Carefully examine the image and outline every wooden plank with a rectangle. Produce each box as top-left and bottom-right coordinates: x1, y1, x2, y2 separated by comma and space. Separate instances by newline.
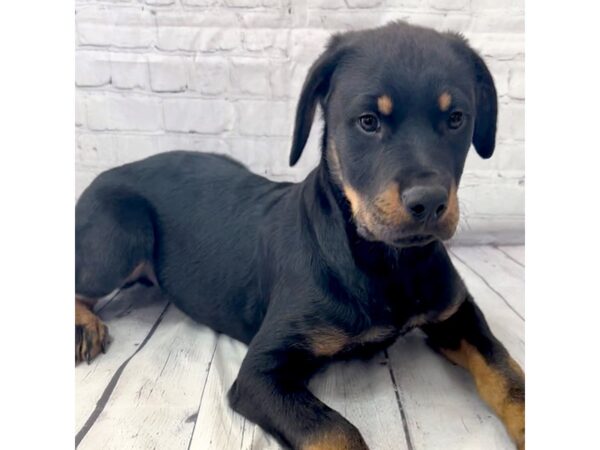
388, 333, 515, 450
311, 354, 410, 450
75, 285, 168, 432
188, 335, 275, 450
449, 252, 524, 365
497, 245, 525, 267
451, 246, 525, 319
77, 306, 219, 450
190, 344, 409, 449
386, 248, 525, 449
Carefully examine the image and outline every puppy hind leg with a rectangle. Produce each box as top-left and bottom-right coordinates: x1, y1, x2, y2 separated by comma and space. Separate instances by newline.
75, 297, 110, 365
75, 188, 156, 365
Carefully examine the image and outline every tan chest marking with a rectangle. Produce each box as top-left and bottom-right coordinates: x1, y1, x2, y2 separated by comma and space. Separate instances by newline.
402, 294, 465, 331
310, 326, 397, 357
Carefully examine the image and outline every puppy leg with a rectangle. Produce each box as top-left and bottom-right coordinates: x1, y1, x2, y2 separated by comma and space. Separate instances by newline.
76, 186, 156, 365
75, 297, 110, 364
228, 328, 368, 450
422, 297, 525, 450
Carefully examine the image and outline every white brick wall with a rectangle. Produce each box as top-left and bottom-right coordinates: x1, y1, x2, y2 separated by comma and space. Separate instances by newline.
75, 0, 525, 245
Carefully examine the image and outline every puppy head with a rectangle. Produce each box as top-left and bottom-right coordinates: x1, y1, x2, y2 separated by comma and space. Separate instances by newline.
290, 22, 498, 247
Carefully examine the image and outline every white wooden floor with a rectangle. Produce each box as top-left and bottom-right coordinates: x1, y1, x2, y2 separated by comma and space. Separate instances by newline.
75, 245, 524, 450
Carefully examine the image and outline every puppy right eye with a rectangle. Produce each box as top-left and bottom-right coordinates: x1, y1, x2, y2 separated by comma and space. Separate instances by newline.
358, 114, 380, 133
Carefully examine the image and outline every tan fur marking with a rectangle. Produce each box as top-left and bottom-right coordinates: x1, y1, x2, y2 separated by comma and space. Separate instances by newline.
438, 92, 452, 112
441, 340, 525, 449
373, 182, 412, 226
343, 184, 362, 217
76, 298, 109, 364
303, 428, 368, 450
310, 329, 350, 357
327, 141, 343, 184
310, 326, 396, 357
403, 314, 430, 330
124, 261, 157, 286
437, 299, 463, 322
377, 95, 393, 115
436, 182, 460, 239
356, 326, 396, 345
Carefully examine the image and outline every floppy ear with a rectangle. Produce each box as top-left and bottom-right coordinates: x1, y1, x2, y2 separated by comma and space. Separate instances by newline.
289, 39, 345, 166
447, 33, 498, 159
470, 50, 498, 159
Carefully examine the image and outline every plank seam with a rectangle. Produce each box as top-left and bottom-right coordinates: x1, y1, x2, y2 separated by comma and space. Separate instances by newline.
75, 301, 171, 447
493, 245, 525, 268
384, 350, 415, 450
186, 337, 220, 450
449, 249, 525, 321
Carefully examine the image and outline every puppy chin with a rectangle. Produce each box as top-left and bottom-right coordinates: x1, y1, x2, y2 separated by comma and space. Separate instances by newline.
355, 219, 457, 248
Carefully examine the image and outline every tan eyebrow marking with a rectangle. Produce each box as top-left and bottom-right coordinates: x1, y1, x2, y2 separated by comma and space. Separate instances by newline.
377, 95, 393, 115
438, 92, 452, 111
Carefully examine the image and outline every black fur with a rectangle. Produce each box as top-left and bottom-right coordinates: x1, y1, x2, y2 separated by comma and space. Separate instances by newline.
76, 22, 516, 449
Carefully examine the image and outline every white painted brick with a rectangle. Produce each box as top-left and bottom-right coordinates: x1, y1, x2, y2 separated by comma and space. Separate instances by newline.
77, 133, 230, 169
468, 16, 524, 34
182, 0, 217, 6
467, 33, 524, 60
237, 100, 293, 136
145, 0, 174, 5
469, 0, 523, 12
427, 0, 468, 11
462, 139, 523, 173
231, 58, 271, 96
155, 9, 239, 28
270, 60, 293, 98
242, 29, 289, 56
224, 0, 280, 6
383, 0, 422, 7
239, 10, 293, 28
508, 64, 524, 100
75, 95, 86, 128
157, 27, 242, 52
110, 53, 149, 89
346, 0, 384, 8
227, 137, 290, 174
485, 58, 510, 98
76, 133, 120, 167
163, 99, 235, 133
308, 0, 347, 9
497, 103, 525, 142
86, 94, 163, 131
290, 29, 331, 65
496, 141, 524, 172
148, 55, 190, 93
76, 5, 156, 49
75, 51, 111, 87
190, 57, 230, 95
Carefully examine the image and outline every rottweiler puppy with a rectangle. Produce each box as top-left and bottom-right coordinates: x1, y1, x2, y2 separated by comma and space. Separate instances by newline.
75, 21, 524, 450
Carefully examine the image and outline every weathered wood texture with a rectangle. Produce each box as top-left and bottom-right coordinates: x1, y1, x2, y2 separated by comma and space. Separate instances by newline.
75, 246, 525, 450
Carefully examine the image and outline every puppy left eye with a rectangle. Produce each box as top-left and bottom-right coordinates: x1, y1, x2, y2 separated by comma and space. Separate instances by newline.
448, 111, 464, 129
358, 114, 380, 133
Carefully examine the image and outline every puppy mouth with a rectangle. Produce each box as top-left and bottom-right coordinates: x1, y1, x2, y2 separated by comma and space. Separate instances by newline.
356, 223, 438, 247
392, 234, 436, 247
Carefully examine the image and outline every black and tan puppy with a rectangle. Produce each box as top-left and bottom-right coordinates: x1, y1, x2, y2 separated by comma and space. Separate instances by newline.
75, 21, 524, 450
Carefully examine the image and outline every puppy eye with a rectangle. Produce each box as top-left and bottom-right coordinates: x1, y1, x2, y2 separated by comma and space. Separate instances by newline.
358, 114, 380, 133
448, 111, 464, 130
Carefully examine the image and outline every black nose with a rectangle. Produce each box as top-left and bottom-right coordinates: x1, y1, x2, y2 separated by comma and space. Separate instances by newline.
402, 186, 448, 222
